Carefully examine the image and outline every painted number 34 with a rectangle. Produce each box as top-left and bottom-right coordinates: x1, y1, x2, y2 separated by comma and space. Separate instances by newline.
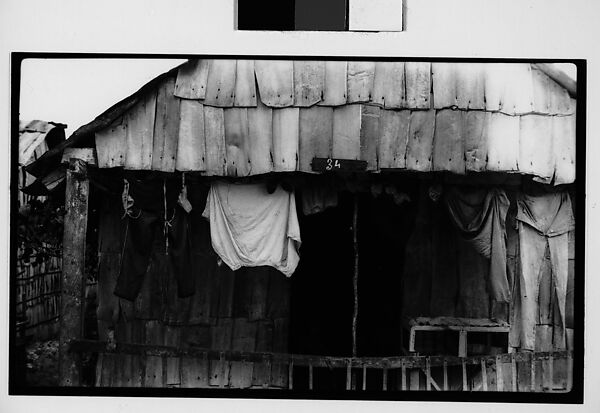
325, 158, 341, 171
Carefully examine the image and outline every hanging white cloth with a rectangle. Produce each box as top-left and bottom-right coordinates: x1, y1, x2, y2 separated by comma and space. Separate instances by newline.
202, 181, 301, 276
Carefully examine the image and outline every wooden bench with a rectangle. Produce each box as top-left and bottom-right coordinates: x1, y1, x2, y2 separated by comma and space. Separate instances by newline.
401, 316, 509, 357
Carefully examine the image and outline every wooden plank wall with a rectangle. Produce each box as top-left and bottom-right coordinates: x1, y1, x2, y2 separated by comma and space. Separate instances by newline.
95, 195, 292, 388
95, 61, 576, 185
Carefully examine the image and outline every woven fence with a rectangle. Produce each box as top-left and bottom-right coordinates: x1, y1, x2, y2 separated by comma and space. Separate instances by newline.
16, 245, 62, 341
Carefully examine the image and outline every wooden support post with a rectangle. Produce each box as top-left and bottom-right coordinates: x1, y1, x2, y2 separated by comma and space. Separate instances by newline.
496, 355, 504, 391
511, 353, 517, 392
566, 353, 573, 391
458, 330, 468, 357
346, 361, 352, 390
548, 355, 554, 391
462, 358, 468, 391
443, 360, 448, 391
481, 359, 488, 391
308, 363, 313, 390
410, 369, 420, 390
288, 360, 294, 390
263, 358, 271, 389
426, 358, 432, 391
352, 195, 359, 357
219, 352, 227, 388
382, 367, 388, 391
351, 195, 359, 387
401, 363, 407, 390
362, 365, 367, 390
58, 158, 90, 386
530, 354, 536, 392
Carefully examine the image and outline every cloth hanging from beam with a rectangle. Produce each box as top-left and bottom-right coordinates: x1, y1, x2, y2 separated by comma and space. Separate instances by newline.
301, 179, 338, 215
202, 181, 301, 276
509, 188, 574, 351
444, 186, 511, 303
113, 174, 195, 301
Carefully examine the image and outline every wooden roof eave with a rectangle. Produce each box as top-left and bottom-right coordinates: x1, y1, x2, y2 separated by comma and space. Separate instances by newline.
24, 64, 184, 179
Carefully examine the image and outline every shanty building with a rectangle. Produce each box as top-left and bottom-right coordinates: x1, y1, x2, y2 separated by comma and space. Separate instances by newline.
23, 59, 578, 392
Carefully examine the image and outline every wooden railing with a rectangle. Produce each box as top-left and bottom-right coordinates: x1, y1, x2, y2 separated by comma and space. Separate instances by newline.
70, 339, 573, 392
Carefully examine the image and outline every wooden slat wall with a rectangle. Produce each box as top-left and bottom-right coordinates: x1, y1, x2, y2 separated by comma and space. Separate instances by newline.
171, 60, 573, 115
174, 59, 209, 100
405, 62, 431, 109
519, 114, 554, 180
224, 108, 251, 177
378, 110, 410, 169
372, 62, 406, 108
432, 109, 465, 174
319, 61, 348, 106
332, 105, 361, 160
203, 106, 226, 176
95, 218, 292, 389
406, 110, 436, 171
152, 77, 180, 173
255, 60, 295, 107
247, 98, 274, 175
94, 60, 576, 185
299, 106, 333, 171
272, 108, 300, 172
234, 60, 257, 107
347, 62, 376, 103
293, 61, 325, 107
176, 100, 206, 171
124, 90, 156, 170
95, 121, 126, 168
204, 59, 237, 107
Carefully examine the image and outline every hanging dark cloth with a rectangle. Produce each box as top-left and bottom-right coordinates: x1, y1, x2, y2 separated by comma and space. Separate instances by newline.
301, 179, 338, 216
113, 173, 195, 301
444, 186, 511, 303
510, 188, 574, 351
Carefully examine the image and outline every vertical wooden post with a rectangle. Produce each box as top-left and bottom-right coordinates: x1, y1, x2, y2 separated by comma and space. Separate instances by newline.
288, 360, 294, 390
462, 358, 468, 391
382, 367, 388, 391
426, 358, 431, 390
59, 159, 89, 386
566, 353, 573, 391
530, 353, 537, 392
496, 355, 504, 391
458, 330, 468, 357
351, 194, 359, 388
362, 365, 367, 390
346, 361, 352, 390
352, 195, 359, 358
443, 360, 448, 391
481, 359, 488, 391
511, 353, 518, 392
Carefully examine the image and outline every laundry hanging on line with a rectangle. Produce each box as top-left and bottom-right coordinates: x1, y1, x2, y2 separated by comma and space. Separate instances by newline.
509, 187, 575, 351
113, 173, 195, 301
444, 186, 511, 303
202, 180, 301, 277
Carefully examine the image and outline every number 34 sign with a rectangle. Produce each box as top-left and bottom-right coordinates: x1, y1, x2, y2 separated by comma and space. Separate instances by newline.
311, 157, 368, 172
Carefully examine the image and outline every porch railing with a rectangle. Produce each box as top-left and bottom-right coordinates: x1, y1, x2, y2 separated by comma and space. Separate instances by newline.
70, 339, 572, 392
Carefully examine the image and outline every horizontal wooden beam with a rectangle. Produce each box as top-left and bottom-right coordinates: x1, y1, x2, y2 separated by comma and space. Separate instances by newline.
69, 339, 572, 369
61, 148, 97, 165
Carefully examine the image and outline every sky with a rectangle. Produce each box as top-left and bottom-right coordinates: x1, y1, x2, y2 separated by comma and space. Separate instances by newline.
19, 59, 187, 137
19, 59, 577, 140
